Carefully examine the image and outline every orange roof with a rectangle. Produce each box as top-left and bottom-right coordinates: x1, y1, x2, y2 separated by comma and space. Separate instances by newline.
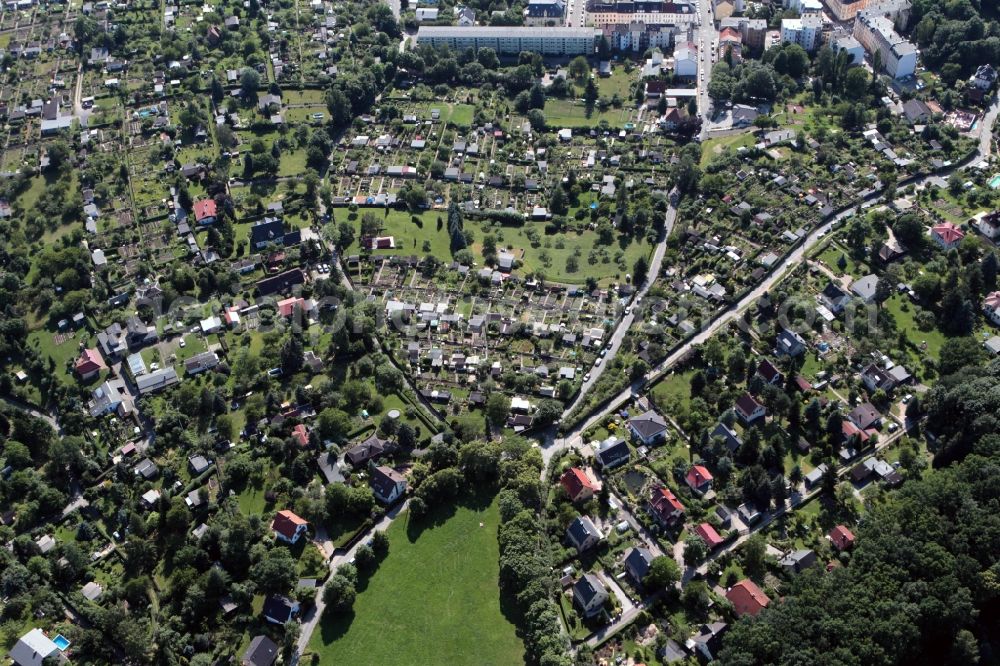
932, 221, 964, 244
720, 27, 741, 41
686, 465, 713, 488
74, 348, 106, 374
829, 525, 855, 550
193, 198, 217, 222
560, 467, 595, 501
727, 579, 770, 617
271, 509, 308, 539
292, 424, 309, 448
278, 296, 304, 317
650, 486, 685, 519
694, 522, 723, 548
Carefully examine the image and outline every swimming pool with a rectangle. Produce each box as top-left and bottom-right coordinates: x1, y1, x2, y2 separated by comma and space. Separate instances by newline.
53, 634, 71, 651
989, 174, 1000, 189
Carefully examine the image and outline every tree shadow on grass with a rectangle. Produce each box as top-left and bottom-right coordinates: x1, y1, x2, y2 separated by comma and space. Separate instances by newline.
404, 484, 496, 544
318, 606, 356, 645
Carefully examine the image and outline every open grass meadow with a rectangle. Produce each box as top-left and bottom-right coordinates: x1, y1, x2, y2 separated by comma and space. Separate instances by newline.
347, 209, 650, 285
307, 494, 525, 665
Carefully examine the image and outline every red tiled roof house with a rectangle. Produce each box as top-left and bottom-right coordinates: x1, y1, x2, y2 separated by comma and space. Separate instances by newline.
727, 579, 770, 617
270, 510, 308, 544
560, 467, 597, 503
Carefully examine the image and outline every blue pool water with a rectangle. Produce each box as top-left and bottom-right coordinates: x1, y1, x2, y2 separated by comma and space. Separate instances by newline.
989, 174, 1000, 189
53, 635, 70, 651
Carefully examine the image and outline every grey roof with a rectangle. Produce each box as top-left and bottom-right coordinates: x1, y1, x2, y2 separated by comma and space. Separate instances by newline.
370, 465, 405, 501
417, 25, 599, 38
595, 437, 630, 467
629, 409, 669, 440
135, 367, 179, 394
243, 635, 279, 666
573, 572, 606, 606
780, 548, 817, 572
851, 274, 879, 301
711, 422, 743, 452
624, 546, 654, 580
566, 515, 601, 549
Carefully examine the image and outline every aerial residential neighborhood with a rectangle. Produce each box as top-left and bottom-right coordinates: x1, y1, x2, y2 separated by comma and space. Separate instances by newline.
0, 0, 999, 663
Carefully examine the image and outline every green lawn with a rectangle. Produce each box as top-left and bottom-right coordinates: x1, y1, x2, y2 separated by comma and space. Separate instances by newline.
543, 98, 633, 128
596, 68, 636, 100
700, 132, 757, 168
348, 211, 649, 285
347, 209, 453, 258
883, 294, 946, 361
308, 495, 525, 665
650, 369, 697, 411
449, 104, 475, 128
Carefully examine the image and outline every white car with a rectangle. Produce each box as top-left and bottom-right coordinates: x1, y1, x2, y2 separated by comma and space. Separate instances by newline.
595, 358, 602, 367
179, 339, 186, 348
583, 373, 591, 382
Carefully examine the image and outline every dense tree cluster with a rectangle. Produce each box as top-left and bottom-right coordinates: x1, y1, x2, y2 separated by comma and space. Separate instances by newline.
910, 0, 1000, 81
496, 445, 571, 666
720, 357, 1000, 665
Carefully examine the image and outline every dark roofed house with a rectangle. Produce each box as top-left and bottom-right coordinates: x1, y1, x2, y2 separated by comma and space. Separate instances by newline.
711, 422, 743, 453
566, 515, 602, 553
756, 359, 783, 385
775, 328, 806, 357
345, 433, 392, 467
572, 573, 609, 618
262, 595, 299, 624
370, 465, 406, 504
624, 546, 655, 584
848, 402, 882, 430
734, 393, 766, 424
595, 437, 630, 469
242, 635, 279, 666
256, 268, 306, 296
687, 622, 729, 662
628, 409, 669, 445
250, 218, 286, 249
780, 548, 817, 574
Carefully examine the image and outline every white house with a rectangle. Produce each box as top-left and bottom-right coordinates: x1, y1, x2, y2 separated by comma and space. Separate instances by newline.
271, 509, 309, 544
673, 42, 697, 77
931, 221, 964, 250
628, 409, 669, 445
9, 629, 60, 666
780, 16, 821, 52
853, 10, 917, 79
984, 291, 1000, 326
573, 573, 609, 618
371, 465, 407, 504
415, 7, 439, 20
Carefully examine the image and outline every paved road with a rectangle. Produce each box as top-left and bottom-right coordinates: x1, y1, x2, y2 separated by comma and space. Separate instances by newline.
695, 0, 716, 137
1, 395, 60, 433
545, 95, 1000, 484
565, 0, 586, 27
562, 202, 677, 419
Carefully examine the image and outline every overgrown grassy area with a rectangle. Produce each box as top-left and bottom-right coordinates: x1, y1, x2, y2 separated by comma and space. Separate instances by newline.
307, 494, 525, 665
346, 210, 650, 285
700, 133, 757, 168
